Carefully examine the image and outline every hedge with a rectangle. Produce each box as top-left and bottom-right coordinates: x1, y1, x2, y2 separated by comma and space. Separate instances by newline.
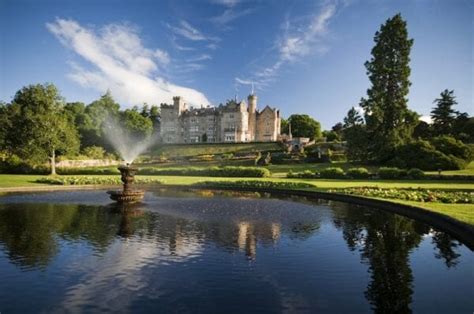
194, 180, 315, 190
139, 166, 271, 178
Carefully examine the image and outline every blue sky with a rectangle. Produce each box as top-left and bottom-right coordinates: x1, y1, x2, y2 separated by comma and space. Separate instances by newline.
0, 0, 472, 129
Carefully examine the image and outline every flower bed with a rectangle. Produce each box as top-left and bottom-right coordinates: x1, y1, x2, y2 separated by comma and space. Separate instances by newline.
36, 176, 163, 185
330, 187, 474, 204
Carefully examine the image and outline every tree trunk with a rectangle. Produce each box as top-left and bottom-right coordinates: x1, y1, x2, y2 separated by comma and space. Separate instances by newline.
50, 149, 56, 175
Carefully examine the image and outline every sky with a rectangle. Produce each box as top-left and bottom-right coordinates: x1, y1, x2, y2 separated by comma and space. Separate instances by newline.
0, 0, 472, 129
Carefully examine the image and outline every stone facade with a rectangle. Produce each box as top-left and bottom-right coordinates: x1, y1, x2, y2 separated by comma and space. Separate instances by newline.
160, 94, 280, 143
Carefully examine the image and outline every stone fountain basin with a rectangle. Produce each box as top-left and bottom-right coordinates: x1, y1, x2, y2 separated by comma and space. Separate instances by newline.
107, 190, 145, 203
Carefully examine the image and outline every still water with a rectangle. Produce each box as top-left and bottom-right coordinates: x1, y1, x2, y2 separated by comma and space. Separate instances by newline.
0, 189, 472, 313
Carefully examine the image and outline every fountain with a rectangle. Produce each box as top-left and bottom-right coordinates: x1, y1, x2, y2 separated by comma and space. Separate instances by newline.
107, 164, 145, 203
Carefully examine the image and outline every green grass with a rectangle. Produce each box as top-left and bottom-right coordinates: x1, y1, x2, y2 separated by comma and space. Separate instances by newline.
425, 161, 474, 176
1, 174, 473, 225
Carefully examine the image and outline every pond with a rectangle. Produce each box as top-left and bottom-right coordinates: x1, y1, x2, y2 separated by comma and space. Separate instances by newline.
0, 189, 472, 313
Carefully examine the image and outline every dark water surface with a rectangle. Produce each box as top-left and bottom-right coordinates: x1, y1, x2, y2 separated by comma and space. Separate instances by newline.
0, 189, 472, 313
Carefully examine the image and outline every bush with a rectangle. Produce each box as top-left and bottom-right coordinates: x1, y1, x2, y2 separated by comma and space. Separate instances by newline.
431, 136, 472, 161
0, 155, 49, 174
194, 180, 315, 190
139, 166, 270, 178
378, 167, 407, 179
391, 140, 468, 170
82, 146, 106, 159
319, 167, 345, 179
346, 167, 370, 179
287, 170, 318, 178
407, 168, 425, 179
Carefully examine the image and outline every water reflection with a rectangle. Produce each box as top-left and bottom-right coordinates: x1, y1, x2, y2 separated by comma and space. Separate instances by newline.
0, 189, 471, 313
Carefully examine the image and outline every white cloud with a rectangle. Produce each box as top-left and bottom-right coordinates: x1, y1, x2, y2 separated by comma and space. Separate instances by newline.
419, 115, 433, 124
211, 0, 241, 7
235, 3, 337, 90
46, 18, 210, 107
279, 4, 335, 62
211, 7, 255, 25
168, 20, 219, 42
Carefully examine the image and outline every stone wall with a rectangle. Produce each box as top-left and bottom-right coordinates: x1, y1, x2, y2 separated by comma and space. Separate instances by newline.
56, 159, 120, 168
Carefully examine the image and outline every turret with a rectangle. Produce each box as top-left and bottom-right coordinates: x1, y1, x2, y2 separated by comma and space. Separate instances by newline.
173, 96, 186, 115
248, 94, 257, 114
248, 94, 257, 141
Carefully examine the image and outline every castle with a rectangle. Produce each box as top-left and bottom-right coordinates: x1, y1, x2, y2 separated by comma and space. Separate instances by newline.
160, 94, 281, 143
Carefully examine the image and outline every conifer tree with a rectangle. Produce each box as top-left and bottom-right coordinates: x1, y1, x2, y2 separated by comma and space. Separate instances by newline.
361, 14, 415, 162
431, 89, 459, 136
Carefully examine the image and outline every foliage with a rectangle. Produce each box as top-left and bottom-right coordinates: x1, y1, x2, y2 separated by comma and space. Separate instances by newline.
0, 154, 49, 174
319, 167, 345, 179
35, 176, 163, 185
390, 140, 468, 171
82, 146, 107, 159
194, 180, 315, 190
431, 89, 459, 136
346, 167, 371, 179
139, 166, 271, 177
332, 187, 474, 204
120, 106, 154, 140
287, 170, 318, 179
407, 168, 425, 179
431, 136, 472, 161
286, 114, 321, 140
360, 14, 416, 162
343, 107, 368, 161
378, 167, 407, 179
2, 83, 80, 174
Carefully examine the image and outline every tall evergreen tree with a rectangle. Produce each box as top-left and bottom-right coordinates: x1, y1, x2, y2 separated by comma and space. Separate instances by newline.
361, 14, 415, 162
431, 89, 459, 136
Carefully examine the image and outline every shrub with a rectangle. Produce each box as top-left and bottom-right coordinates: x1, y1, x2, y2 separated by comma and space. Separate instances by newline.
82, 146, 106, 159
0, 155, 49, 174
378, 167, 405, 179
431, 136, 472, 161
139, 166, 271, 178
286, 170, 318, 178
194, 180, 315, 190
346, 167, 370, 179
319, 167, 345, 179
391, 140, 468, 170
407, 168, 425, 179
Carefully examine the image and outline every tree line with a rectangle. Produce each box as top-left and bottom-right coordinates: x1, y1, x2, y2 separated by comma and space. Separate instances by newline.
0, 86, 160, 174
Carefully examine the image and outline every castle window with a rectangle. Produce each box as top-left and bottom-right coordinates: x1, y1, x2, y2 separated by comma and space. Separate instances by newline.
229, 114, 234, 119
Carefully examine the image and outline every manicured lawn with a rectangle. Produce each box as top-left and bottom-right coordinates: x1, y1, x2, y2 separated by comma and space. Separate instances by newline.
1, 174, 473, 225
425, 161, 474, 176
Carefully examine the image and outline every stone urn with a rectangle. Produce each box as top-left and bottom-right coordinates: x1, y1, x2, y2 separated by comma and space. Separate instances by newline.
107, 164, 145, 203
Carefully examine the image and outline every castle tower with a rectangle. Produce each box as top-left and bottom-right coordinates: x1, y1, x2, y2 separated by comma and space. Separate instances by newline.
248, 93, 257, 141
173, 96, 186, 115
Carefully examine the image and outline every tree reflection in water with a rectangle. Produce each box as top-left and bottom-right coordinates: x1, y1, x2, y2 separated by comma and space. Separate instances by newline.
332, 202, 464, 313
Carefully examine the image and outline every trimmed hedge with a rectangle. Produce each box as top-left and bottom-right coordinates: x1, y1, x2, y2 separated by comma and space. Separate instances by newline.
377, 167, 407, 179
346, 167, 370, 179
319, 167, 345, 179
194, 180, 315, 190
139, 166, 270, 178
